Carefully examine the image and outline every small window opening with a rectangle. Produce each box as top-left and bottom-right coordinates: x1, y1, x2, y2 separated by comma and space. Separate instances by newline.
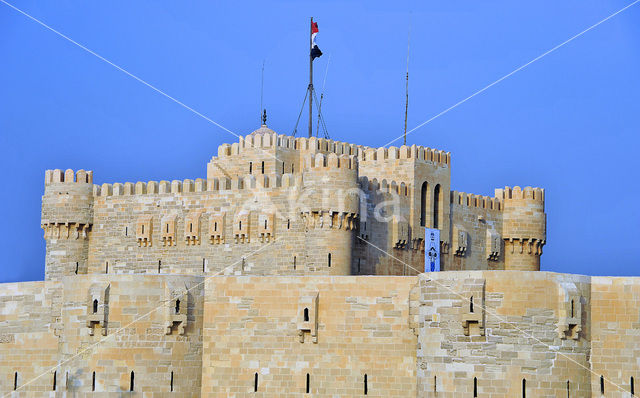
287, 219, 290, 229
261, 161, 264, 174
130, 371, 134, 392
292, 164, 295, 173
189, 223, 193, 233
141, 225, 144, 234
92, 371, 96, 391
203, 258, 206, 272
470, 296, 474, 313
158, 260, 161, 273
434, 375, 437, 393
522, 378, 526, 398
364, 374, 368, 395
473, 377, 477, 397
53, 370, 57, 391
75, 262, 79, 275
239, 221, 242, 230
282, 162, 285, 174
93, 299, 98, 314
566, 380, 570, 398
254, 373, 258, 392
166, 224, 169, 233
175, 299, 180, 314
433, 184, 441, 229
125, 226, 128, 236
358, 259, 361, 274
293, 256, 297, 270
364, 222, 366, 231
14, 372, 18, 391
105, 261, 109, 274
306, 373, 310, 394
214, 222, 218, 232
328, 253, 331, 268
170, 371, 174, 392
304, 308, 309, 322
65, 372, 68, 391
571, 300, 574, 318
249, 162, 253, 174
264, 219, 267, 229
601, 375, 605, 394
632, 376, 635, 396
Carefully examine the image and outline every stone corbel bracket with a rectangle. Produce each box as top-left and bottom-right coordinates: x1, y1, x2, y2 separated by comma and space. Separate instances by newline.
558, 283, 583, 340
87, 283, 110, 336
164, 282, 188, 335
298, 292, 319, 344
461, 279, 485, 337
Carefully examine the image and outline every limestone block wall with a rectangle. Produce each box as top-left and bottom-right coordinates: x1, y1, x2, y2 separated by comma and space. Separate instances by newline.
447, 191, 504, 271
0, 281, 62, 396
56, 274, 204, 396
201, 276, 417, 397
591, 277, 640, 398
414, 271, 592, 398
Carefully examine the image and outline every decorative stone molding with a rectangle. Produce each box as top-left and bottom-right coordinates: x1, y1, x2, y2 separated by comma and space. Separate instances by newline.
42, 223, 90, 240
161, 215, 177, 247
209, 213, 225, 244
461, 280, 485, 337
257, 213, 275, 242
453, 226, 468, 257
233, 211, 251, 243
486, 230, 501, 261
558, 284, 583, 340
185, 212, 202, 245
392, 216, 409, 249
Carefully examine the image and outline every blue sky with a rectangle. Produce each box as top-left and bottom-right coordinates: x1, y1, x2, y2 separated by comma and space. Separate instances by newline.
1, 0, 638, 282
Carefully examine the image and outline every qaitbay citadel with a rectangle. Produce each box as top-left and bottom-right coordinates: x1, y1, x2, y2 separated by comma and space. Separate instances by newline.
1, 126, 638, 398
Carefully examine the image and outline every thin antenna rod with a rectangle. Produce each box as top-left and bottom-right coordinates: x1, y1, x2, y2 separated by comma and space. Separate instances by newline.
260, 59, 265, 124
316, 53, 331, 137
404, 15, 411, 146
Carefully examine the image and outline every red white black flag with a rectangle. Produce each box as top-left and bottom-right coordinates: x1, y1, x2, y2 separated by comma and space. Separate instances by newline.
311, 19, 322, 60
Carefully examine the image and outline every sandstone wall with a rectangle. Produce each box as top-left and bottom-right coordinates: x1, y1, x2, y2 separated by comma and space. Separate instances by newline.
201, 276, 418, 397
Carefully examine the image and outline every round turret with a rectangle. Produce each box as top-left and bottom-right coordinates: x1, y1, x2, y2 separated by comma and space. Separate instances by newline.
497, 186, 546, 271
299, 153, 360, 275
42, 169, 94, 280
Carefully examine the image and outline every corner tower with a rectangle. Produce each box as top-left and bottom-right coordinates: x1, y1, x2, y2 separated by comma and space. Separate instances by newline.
497, 186, 546, 271
41, 168, 94, 280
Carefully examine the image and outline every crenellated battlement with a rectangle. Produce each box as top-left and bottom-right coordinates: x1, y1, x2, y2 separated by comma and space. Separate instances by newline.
93, 174, 304, 197
45, 169, 93, 186
303, 152, 358, 170
495, 186, 545, 202
450, 190, 502, 211
360, 144, 450, 167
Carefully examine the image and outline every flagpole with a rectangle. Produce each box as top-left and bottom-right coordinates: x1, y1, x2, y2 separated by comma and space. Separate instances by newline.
308, 17, 313, 138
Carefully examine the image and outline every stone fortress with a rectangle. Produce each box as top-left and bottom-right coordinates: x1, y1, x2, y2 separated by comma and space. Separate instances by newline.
0, 125, 637, 397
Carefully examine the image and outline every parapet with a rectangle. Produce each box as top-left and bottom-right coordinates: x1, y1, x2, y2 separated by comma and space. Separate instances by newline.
450, 190, 502, 211
45, 169, 93, 186
495, 186, 544, 202
359, 144, 450, 168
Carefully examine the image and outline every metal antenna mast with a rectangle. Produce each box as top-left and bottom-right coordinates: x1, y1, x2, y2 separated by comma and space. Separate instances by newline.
260, 59, 265, 125
308, 17, 314, 138
404, 17, 411, 146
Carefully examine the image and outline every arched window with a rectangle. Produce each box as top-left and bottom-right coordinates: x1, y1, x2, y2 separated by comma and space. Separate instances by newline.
130, 371, 134, 392
93, 299, 98, 314
420, 182, 428, 227
433, 184, 441, 229
473, 377, 477, 397
522, 378, 526, 398
306, 373, 310, 394
254, 373, 259, 392
175, 299, 180, 314
304, 308, 309, 322
364, 374, 368, 395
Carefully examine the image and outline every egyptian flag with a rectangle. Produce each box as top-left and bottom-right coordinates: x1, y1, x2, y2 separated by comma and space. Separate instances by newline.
311, 19, 323, 60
